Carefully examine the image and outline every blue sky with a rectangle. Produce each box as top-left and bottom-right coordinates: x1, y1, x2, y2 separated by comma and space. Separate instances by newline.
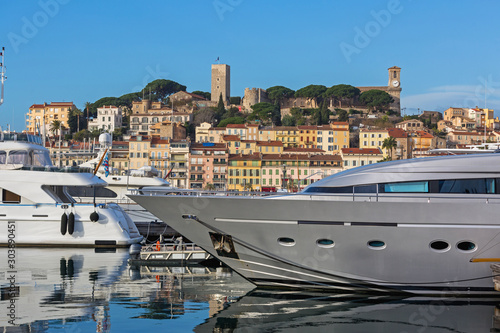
1, 0, 499, 131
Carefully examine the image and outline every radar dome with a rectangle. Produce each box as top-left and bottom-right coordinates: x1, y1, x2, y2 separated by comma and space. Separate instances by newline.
99, 133, 112, 147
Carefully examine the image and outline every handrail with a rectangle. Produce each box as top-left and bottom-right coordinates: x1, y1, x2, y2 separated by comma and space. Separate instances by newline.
131, 187, 500, 203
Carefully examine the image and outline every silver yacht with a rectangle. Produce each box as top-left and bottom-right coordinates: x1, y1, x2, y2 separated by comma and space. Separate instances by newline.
129, 154, 500, 295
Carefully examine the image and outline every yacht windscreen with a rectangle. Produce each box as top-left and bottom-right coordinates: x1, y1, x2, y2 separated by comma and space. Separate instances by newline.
0, 151, 5, 164
33, 149, 52, 166
7, 150, 28, 164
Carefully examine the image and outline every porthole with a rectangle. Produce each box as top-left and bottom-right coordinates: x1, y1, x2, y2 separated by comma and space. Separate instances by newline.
457, 241, 476, 252
278, 237, 295, 247
367, 240, 386, 250
317, 239, 335, 248
430, 240, 450, 252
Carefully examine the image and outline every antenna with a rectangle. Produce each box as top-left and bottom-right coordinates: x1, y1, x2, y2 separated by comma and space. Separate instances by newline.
0, 46, 6, 106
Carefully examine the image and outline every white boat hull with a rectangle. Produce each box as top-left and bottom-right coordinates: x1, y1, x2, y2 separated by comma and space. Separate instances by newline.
0, 203, 142, 247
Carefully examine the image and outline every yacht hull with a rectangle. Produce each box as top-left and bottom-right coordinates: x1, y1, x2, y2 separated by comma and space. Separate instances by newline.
129, 194, 500, 295
0, 203, 143, 247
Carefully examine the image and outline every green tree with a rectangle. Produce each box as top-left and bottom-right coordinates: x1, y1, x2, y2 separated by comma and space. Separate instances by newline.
324, 84, 360, 108
336, 109, 349, 122
248, 102, 275, 124
205, 183, 216, 190
143, 79, 186, 102
49, 120, 62, 138
193, 108, 216, 126
294, 84, 327, 107
68, 107, 83, 134
271, 101, 282, 126
320, 99, 330, 124
229, 96, 241, 105
216, 93, 226, 120
112, 128, 123, 140
191, 90, 211, 100
290, 107, 306, 125
310, 108, 321, 125
184, 122, 195, 140
282, 114, 296, 126
84, 101, 92, 129
73, 129, 90, 142
359, 90, 394, 111
266, 86, 295, 103
382, 136, 397, 160
218, 117, 246, 127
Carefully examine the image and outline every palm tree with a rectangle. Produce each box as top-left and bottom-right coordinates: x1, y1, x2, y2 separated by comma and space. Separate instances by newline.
84, 102, 92, 130
49, 120, 61, 138
49, 120, 62, 166
382, 136, 397, 160
204, 183, 216, 191
74, 109, 83, 133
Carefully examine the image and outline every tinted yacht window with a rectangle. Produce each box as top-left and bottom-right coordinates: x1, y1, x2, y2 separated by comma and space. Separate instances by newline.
439, 179, 494, 194
382, 181, 429, 193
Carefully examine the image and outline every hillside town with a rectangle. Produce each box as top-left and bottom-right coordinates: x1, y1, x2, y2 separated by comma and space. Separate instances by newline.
25, 65, 499, 192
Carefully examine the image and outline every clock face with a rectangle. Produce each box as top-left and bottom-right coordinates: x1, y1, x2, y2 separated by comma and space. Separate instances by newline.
392, 80, 400, 87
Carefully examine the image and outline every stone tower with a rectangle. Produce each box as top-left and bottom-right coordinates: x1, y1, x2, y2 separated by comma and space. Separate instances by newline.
211, 64, 230, 103
387, 66, 401, 114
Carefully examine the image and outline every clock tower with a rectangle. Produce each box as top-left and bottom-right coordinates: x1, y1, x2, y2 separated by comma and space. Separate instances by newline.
388, 66, 401, 88
387, 66, 401, 114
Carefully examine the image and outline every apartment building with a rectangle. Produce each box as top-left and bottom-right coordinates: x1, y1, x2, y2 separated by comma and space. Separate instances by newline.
26, 102, 76, 134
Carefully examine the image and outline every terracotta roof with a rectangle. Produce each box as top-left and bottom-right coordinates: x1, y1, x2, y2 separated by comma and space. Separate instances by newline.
283, 147, 324, 153
261, 154, 310, 161
316, 125, 331, 130
186, 92, 207, 100
341, 148, 382, 155
331, 121, 349, 125
360, 128, 389, 132
246, 124, 259, 127
388, 128, 408, 138
309, 154, 342, 161
151, 137, 170, 144
228, 152, 261, 161
29, 104, 45, 109
222, 135, 240, 141
256, 141, 283, 146
415, 131, 434, 138
226, 124, 246, 128
275, 126, 298, 131
49, 102, 74, 106
298, 125, 317, 130
449, 131, 482, 135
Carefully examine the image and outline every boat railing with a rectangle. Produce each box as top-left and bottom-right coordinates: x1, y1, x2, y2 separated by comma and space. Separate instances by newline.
18, 166, 94, 173
131, 187, 500, 205
129, 188, 276, 198
141, 242, 203, 253
305, 192, 500, 204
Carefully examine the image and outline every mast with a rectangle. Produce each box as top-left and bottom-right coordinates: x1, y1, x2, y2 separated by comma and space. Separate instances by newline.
0, 46, 6, 106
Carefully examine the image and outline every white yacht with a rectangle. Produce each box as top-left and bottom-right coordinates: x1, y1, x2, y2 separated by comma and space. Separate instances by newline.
73, 133, 172, 224
0, 132, 142, 247
130, 153, 500, 295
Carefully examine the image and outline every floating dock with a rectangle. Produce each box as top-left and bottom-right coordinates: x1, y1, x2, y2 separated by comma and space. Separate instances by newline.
129, 242, 212, 266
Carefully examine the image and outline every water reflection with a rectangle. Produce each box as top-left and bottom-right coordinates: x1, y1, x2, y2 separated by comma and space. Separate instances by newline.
196, 290, 500, 332
0, 248, 499, 332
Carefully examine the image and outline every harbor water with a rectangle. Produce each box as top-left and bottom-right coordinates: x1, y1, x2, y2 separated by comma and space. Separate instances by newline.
1, 248, 499, 332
